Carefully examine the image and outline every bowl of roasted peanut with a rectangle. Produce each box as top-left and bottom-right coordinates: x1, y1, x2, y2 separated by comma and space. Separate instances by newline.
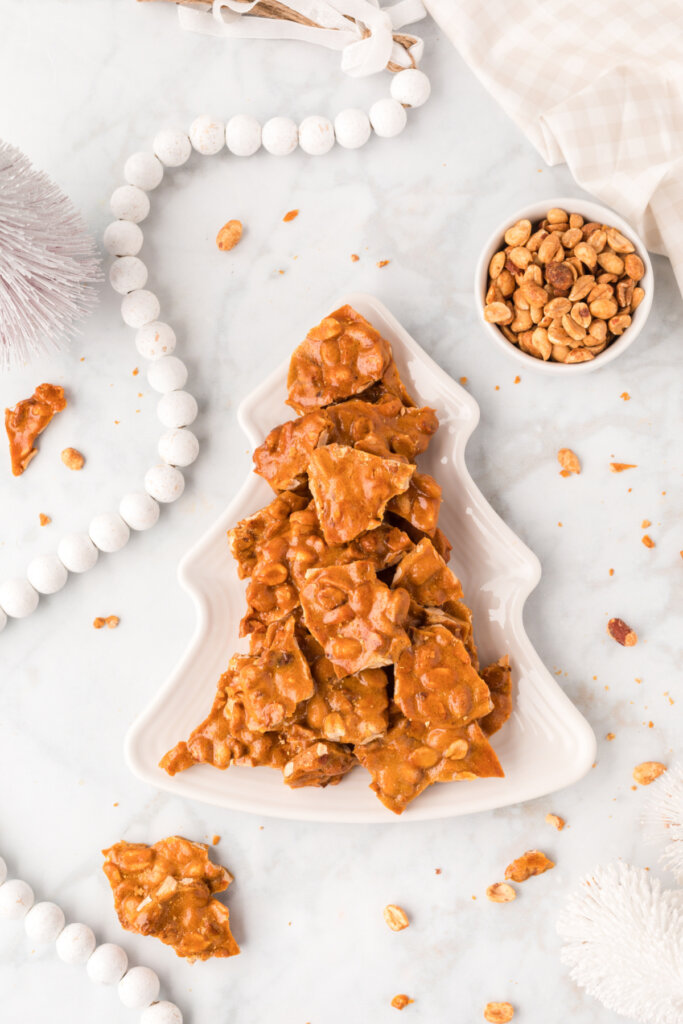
475, 198, 653, 373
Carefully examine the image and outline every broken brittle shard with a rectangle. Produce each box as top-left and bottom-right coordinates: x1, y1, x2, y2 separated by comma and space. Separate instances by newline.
161, 305, 511, 813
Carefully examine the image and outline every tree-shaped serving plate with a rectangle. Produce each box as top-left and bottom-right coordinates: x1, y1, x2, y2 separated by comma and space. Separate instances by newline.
126, 292, 596, 822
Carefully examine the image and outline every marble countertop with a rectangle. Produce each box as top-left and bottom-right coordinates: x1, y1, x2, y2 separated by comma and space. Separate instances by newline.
1, 4, 681, 1023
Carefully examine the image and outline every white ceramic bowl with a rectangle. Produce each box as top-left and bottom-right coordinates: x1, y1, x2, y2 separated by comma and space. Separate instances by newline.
474, 197, 654, 375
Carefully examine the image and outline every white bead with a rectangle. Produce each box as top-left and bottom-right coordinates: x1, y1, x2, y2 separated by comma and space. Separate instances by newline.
87, 943, 128, 985
225, 114, 261, 156
89, 513, 130, 553
24, 901, 65, 943
136, 321, 176, 361
0, 857, 6, 885
110, 185, 150, 224
0, 879, 34, 919
298, 115, 334, 156
0, 607, 6, 632
125, 152, 164, 191
153, 128, 192, 168
369, 97, 407, 138
390, 67, 431, 108
57, 533, 98, 573
145, 465, 185, 503
109, 256, 148, 295
190, 115, 225, 155
56, 923, 96, 965
141, 1001, 183, 1024
157, 391, 198, 429
158, 428, 199, 467
118, 966, 160, 1009
26, 555, 68, 595
122, 289, 160, 328
103, 221, 143, 257
0, 578, 39, 618
147, 356, 188, 394
119, 492, 160, 531
334, 108, 371, 150
262, 117, 298, 156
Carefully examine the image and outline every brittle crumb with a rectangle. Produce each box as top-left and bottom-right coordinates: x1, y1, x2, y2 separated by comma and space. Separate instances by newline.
377, 260, 390, 268
558, 448, 580, 476
93, 615, 120, 630
641, 519, 651, 528
391, 995, 414, 1010
620, 392, 631, 400
606, 732, 615, 741
39, 513, 51, 526
545, 813, 565, 831
283, 209, 299, 222
610, 462, 637, 472
350, 254, 359, 262
504, 850, 554, 883
642, 534, 655, 548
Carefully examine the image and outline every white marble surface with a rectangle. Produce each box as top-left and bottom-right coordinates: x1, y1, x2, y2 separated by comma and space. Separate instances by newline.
0, 4, 681, 1023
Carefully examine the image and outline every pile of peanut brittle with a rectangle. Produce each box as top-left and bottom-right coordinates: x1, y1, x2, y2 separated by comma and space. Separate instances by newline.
161, 305, 512, 813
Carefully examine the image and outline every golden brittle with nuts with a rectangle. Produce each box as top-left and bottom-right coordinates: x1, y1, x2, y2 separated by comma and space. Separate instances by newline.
504, 850, 554, 882
557, 447, 581, 476
484, 209, 645, 364
633, 761, 666, 785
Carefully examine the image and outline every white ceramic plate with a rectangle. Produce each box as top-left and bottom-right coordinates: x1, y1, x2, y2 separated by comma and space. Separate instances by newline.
126, 293, 596, 822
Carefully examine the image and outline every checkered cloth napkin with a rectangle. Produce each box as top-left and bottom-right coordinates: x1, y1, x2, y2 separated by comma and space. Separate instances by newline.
426, 0, 683, 295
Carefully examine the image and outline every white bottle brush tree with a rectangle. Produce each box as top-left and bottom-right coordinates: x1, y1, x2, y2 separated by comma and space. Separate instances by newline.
558, 763, 683, 1024
0, 139, 101, 369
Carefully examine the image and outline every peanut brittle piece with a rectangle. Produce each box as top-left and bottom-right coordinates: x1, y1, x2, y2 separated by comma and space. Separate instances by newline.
305, 655, 389, 744
281, 728, 356, 788
394, 625, 492, 727
160, 661, 286, 775
417, 601, 478, 669
308, 443, 414, 544
387, 471, 442, 535
356, 717, 503, 814
392, 537, 463, 606
287, 305, 393, 414
480, 655, 513, 736
253, 410, 330, 491
357, 358, 416, 408
5, 383, 67, 476
326, 396, 438, 461
228, 490, 307, 579
231, 615, 314, 731
102, 836, 240, 960
300, 560, 411, 675
241, 555, 300, 636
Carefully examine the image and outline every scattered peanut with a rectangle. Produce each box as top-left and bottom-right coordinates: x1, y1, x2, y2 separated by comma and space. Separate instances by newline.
383, 904, 409, 931
484, 1002, 514, 1023
607, 617, 637, 647
633, 762, 666, 786
486, 883, 516, 903
545, 813, 565, 831
61, 447, 85, 471
216, 219, 243, 251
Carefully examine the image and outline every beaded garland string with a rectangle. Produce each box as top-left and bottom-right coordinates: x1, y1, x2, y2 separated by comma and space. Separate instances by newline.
0, 67, 431, 631
0, 854, 183, 1023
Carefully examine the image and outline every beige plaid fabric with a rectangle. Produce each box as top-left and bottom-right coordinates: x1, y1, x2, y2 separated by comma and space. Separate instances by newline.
426, 0, 683, 294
